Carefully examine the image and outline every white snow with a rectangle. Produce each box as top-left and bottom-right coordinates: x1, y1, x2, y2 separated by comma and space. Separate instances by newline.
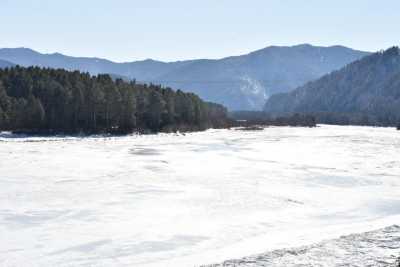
0, 125, 399, 267
238, 75, 268, 109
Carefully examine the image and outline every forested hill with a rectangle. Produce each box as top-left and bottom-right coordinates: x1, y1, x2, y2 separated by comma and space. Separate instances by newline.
264, 47, 400, 126
0, 66, 230, 134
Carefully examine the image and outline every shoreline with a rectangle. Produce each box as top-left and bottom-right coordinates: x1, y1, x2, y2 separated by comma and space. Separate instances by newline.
1, 123, 398, 139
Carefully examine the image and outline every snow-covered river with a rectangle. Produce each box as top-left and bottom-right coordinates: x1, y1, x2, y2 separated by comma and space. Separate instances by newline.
1, 125, 399, 267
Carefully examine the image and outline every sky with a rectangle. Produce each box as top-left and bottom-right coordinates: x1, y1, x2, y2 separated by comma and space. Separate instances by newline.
1, 0, 399, 62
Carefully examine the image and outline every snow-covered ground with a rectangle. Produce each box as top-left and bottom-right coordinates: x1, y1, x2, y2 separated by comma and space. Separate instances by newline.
0, 125, 399, 267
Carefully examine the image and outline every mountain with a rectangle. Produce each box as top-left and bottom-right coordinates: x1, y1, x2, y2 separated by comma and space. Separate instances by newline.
0, 45, 369, 110
0, 59, 15, 68
264, 47, 400, 126
156, 45, 370, 110
0, 48, 197, 81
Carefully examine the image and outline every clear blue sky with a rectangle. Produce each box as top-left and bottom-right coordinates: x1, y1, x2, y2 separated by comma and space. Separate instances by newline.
1, 0, 399, 62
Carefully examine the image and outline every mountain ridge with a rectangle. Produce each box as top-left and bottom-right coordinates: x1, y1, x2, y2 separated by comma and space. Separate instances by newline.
0, 44, 370, 110
0, 44, 367, 63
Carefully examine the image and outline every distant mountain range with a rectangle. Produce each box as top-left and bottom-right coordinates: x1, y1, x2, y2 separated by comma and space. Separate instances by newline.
0, 44, 369, 110
264, 47, 400, 126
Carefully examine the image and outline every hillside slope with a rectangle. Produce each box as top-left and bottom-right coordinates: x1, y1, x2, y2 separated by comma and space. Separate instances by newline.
264, 47, 400, 125
0, 59, 15, 68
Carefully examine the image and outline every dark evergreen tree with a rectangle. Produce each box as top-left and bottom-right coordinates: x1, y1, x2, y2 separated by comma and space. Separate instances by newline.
146, 90, 166, 131
119, 82, 137, 132
24, 95, 45, 129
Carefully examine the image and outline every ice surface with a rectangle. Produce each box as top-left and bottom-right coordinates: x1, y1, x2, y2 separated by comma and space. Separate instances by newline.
0, 125, 400, 266
206, 225, 400, 267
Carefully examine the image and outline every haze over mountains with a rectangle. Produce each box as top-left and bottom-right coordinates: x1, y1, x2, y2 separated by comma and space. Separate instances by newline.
0, 44, 369, 110
264, 47, 400, 126
0, 59, 14, 69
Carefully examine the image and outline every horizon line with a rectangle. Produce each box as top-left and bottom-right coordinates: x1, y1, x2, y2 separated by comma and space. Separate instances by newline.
0, 43, 376, 64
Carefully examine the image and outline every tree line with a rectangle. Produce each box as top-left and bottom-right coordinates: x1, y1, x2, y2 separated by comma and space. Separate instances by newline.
0, 66, 230, 134
230, 111, 316, 128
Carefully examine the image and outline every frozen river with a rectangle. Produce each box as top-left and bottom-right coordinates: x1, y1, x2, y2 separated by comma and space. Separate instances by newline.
1, 125, 400, 266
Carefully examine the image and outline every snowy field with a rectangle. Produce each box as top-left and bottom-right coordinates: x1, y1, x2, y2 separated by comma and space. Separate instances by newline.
0, 125, 400, 267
